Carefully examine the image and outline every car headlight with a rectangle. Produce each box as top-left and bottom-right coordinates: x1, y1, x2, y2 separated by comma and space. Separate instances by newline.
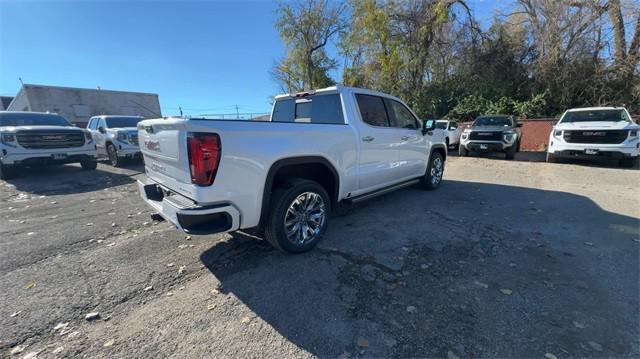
1, 133, 16, 144
461, 130, 470, 140
553, 130, 563, 139
630, 130, 638, 137
503, 131, 517, 142
84, 131, 93, 143
117, 132, 129, 142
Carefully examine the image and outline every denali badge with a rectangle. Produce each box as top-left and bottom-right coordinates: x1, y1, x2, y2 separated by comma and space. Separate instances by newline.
144, 140, 161, 151
478, 132, 492, 136
582, 131, 606, 136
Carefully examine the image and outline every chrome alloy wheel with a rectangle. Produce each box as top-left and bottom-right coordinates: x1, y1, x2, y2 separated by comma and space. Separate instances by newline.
284, 192, 326, 246
430, 157, 444, 186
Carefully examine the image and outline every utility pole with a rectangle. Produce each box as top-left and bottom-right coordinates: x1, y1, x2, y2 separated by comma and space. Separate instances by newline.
235, 104, 240, 118
18, 77, 24, 86
179, 107, 183, 116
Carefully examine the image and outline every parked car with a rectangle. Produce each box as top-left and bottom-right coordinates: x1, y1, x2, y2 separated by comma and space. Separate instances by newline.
0, 111, 97, 179
546, 107, 639, 167
86, 115, 143, 167
436, 119, 463, 148
137, 85, 447, 253
458, 115, 521, 160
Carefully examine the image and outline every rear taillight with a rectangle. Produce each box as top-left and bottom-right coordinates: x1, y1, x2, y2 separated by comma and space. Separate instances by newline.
187, 133, 221, 186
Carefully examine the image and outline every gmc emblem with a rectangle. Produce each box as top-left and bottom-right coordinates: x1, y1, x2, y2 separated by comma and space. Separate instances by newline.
144, 140, 161, 151
582, 131, 606, 136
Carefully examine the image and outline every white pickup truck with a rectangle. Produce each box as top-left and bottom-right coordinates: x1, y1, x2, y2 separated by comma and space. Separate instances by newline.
137, 86, 447, 253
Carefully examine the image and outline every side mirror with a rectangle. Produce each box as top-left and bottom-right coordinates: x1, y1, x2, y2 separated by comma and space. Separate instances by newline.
422, 119, 436, 135
98, 126, 105, 134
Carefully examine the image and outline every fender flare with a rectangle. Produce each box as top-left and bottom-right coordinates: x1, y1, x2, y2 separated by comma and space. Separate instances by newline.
258, 156, 340, 228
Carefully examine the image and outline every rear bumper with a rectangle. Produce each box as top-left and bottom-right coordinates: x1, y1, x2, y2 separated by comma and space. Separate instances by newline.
137, 177, 241, 235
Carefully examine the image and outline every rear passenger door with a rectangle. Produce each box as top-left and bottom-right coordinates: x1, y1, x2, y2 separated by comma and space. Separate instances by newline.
353, 94, 405, 192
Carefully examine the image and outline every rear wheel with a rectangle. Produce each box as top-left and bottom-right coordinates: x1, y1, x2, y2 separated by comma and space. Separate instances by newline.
264, 178, 330, 253
107, 143, 122, 167
0, 162, 17, 180
422, 151, 444, 190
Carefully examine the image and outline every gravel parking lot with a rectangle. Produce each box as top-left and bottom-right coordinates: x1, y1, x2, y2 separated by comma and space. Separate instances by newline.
1, 157, 638, 358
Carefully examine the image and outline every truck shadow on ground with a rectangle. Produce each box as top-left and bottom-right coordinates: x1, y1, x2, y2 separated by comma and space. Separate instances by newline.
1, 163, 142, 195
200, 180, 639, 358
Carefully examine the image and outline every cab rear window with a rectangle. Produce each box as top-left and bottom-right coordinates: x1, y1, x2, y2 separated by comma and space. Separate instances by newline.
272, 94, 344, 124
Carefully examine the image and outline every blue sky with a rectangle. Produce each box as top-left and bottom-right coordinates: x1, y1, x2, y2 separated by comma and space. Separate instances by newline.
0, 1, 501, 117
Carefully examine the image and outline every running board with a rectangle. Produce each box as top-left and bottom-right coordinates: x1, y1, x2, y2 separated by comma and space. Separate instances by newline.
346, 179, 421, 204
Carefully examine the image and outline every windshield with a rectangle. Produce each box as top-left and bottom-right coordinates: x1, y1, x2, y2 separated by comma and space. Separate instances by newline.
105, 117, 143, 128
561, 110, 629, 123
435, 121, 448, 129
0, 112, 71, 127
473, 116, 512, 127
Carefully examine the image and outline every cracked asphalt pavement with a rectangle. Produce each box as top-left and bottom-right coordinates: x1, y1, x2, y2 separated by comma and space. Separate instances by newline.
1, 157, 639, 358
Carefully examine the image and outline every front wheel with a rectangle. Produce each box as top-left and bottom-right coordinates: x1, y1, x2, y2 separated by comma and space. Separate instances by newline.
619, 156, 639, 168
81, 158, 98, 170
107, 143, 122, 167
264, 178, 331, 253
505, 142, 518, 160
422, 151, 444, 190
0, 162, 18, 180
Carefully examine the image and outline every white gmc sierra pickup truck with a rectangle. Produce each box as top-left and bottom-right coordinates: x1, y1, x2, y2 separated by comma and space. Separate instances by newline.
137, 86, 447, 253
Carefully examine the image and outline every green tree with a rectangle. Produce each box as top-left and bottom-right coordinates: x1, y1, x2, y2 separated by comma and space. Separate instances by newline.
273, 0, 347, 92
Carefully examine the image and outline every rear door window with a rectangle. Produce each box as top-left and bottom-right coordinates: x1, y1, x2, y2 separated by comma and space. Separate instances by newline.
385, 99, 419, 129
272, 94, 344, 124
355, 94, 390, 127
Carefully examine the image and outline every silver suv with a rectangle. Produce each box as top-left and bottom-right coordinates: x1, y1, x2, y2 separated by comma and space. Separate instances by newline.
86, 115, 143, 167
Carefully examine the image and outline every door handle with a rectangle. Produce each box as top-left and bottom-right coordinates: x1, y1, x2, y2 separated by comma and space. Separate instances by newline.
362, 136, 374, 142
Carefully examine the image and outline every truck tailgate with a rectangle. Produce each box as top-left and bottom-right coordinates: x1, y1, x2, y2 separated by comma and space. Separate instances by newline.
138, 118, 193, 196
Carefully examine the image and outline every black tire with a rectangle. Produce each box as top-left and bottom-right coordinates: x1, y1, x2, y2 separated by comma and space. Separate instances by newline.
619, 156, 639, 168
0, 162, 17, 180
107, 143, 122, 167
264, 178, 331, 253
458, 145, 469, 157
422, 151, 445, 190
546, 152, 558, 163
505, 142, 518, 160
81, 158, 98, 170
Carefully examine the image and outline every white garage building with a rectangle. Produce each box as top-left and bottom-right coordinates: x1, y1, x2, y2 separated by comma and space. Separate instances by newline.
6, 84, 162, 128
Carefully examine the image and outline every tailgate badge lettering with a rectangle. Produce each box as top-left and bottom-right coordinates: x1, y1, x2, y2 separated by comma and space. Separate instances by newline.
145, 140, 161, 151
